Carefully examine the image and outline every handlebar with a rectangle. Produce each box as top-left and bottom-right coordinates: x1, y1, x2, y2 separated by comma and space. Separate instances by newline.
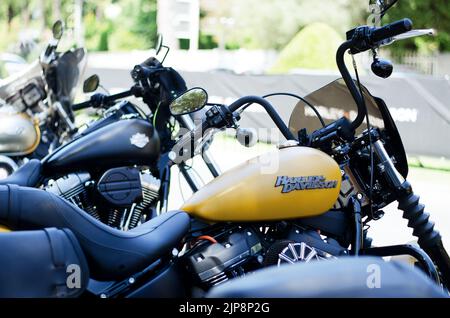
338, 18, 413, 130
228, 96, 295, 140
371, 18, 412, 43
71, 99, 92, 111
72, 89, 134, 111
171, 96, 295, 164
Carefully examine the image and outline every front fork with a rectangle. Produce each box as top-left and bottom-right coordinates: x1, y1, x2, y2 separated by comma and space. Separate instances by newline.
372, 140, 450, 288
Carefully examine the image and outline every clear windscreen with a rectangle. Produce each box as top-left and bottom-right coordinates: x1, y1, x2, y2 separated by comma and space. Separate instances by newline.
288, 78, 385, 136
289, 77, 408, 178
56, 48, 87, 102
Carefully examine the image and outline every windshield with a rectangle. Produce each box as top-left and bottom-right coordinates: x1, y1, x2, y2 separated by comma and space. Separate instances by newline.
289, 78, 386, 136
56, 48, 87, 102
289, 78, 408, 178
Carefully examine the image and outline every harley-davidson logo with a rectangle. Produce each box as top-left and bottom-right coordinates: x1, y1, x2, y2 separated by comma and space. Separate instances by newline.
130, 133, 150, 148
275, 175, 338, 193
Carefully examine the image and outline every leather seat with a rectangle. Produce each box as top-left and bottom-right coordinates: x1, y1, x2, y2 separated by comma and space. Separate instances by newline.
0, 228, 89, 298
0, 184, 190, 281
0, 159, 42, 187
207, 256, 447, 298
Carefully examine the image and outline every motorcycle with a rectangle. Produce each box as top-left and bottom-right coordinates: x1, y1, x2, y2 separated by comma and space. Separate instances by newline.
0, 0, 448, 297
0, 36, 215, 231
0, 21, 87, 177
0, 227, 445, 297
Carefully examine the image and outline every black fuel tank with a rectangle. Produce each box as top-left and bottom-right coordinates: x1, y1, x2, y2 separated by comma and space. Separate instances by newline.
43, 118, 160, 175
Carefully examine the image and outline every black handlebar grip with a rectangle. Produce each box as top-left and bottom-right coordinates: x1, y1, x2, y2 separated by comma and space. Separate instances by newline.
72, 100, 92, 111
371, 18, 413, 43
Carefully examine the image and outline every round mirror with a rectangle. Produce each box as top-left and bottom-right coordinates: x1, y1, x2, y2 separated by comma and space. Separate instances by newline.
155, 34, 163, 55
52, 20, 64, 40
83, 74, 100, 93
169, 87, 208, 116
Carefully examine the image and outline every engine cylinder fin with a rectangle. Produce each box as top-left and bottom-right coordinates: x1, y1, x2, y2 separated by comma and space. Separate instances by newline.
107, 209, 121, 228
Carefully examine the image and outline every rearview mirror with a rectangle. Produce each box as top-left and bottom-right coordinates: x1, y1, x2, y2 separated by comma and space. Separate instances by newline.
52, 20, 64, 40
169, 88, 208, 116
155, 34, 163, 55
83, 74, 100, 93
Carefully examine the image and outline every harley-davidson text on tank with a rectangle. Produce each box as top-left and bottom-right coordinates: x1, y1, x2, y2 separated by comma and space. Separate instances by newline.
275, 175, 338, 193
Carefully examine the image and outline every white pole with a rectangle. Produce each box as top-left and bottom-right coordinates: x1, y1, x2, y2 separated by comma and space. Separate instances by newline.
74, 0, 84, 47
157, 0, 179, 49
189, 0, 199, 51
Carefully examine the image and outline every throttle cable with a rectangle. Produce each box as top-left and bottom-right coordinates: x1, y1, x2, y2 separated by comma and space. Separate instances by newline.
351, 54, 375, 220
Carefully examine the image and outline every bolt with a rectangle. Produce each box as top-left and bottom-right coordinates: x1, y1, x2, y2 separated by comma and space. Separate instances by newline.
357, 193, 363, 200
100, 294, 107, 298
172, 248, 179, 257
128, 277, 135, 284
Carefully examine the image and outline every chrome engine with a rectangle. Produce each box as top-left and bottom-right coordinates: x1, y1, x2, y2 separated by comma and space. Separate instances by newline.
0, 111, 40, 156
45, 167, 160, 230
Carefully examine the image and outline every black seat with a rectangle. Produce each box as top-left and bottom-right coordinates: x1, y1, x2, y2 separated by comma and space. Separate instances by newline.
0, 159, 42, 187
0, 184, 190, 281
0, 228, 89, 298
207, 256, 447, 298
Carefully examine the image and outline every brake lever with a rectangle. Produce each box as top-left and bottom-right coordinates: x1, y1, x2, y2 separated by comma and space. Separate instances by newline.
379, 29, 435, 47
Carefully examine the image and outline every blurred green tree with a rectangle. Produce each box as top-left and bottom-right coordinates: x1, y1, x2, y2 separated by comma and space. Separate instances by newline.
270, 22, 343, 73
130, 0, 157, 48
201, 0, 365, 50
386, 0, 450, 54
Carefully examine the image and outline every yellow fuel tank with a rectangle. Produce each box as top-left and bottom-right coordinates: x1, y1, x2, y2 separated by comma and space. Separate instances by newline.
181, 146, 341, 222
0, 225, 11, 232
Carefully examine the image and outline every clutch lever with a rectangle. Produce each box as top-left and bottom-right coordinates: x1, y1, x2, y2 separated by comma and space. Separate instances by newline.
379, 29, 435, 47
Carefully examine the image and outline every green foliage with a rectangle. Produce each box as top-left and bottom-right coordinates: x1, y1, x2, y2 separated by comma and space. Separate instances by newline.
179, 39, 190, 50
1, 0, 158, 53
270, 23, 343, 73
386, 0, 450, 53
199, 33, 218, 50
129, 0, 157, 49
222, 0, 364, 50
108, 28, 150, 51
98, 29, 110, 52
0, 21, 18, 52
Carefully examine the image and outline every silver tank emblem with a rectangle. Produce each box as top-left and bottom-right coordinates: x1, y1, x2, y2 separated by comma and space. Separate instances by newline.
130, 133, 149, 148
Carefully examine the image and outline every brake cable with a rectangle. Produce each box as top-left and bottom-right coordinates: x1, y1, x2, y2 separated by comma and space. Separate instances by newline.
351, 54, 375, 220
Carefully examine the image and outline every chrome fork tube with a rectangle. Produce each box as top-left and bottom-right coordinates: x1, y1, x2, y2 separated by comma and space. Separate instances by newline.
179, 114, 221, 178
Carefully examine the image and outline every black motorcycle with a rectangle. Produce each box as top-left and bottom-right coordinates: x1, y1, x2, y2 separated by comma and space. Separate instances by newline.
0, 37, 205, 231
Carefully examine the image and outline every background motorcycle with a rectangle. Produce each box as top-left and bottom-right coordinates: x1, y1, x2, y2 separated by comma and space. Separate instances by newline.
0, 36, 204, 231
0, 21, 86, 178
